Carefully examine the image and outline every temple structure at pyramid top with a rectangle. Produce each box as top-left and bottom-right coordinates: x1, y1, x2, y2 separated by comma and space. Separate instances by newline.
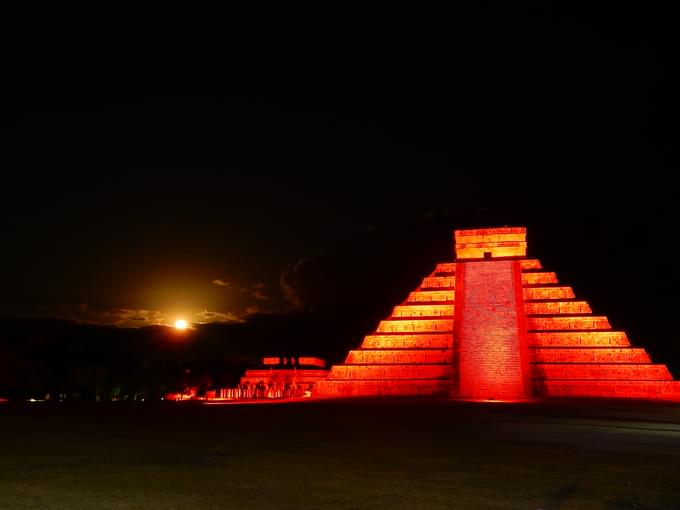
454, 227, 527, 259
313, 226, 680, 401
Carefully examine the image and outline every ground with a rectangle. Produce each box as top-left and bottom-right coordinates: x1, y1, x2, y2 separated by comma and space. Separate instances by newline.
1, 398, 680, 510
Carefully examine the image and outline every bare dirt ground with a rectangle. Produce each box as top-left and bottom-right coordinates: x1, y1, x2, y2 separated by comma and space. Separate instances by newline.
1, 398, 679, 509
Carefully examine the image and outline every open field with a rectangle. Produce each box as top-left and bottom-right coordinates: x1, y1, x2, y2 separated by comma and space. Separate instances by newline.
1, 398, 680, 509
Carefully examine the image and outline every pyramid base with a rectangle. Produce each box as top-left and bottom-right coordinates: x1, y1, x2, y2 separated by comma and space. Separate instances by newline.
314, 379, 449, 398
451, 397, 537, 403
538, 380, 680, 401
312, 379, 680, 402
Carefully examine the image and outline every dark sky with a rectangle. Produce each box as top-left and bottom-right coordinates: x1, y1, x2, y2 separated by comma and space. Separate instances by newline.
2, 10, 678, 329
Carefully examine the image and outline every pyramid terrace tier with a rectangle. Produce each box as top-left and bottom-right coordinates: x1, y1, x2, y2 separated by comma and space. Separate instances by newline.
522, 272, 559, 285
376, 319, 454, 333
520, 259, 542, 270
539, 380, 680, 400
390, 304, 454, 318
420, 276, 455, 289
314, 379, 449, 397
531, 347, 651, 363
407, 290, 455, 303
524, 286, 576, 300
527, 316, 611, 331
532, 363, 673, 381
345, 349, 452, 365
528, 331, 632, 347
361, 333, 453, 349
524, 301, 592, 315
433, 262, 456, 274
327, 364, 452, 380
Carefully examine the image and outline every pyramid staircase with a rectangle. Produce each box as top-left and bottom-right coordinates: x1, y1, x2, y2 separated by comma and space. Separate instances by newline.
314, 227, 680, 401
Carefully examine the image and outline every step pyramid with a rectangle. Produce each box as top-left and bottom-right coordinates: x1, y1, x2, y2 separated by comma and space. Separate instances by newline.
313, 227, 680, 401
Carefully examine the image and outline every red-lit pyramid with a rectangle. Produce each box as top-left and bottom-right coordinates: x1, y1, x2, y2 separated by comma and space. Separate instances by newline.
314, 227, 680, 401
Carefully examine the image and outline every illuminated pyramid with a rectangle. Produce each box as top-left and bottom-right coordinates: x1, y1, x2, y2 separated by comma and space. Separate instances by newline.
314, 227, 680, 401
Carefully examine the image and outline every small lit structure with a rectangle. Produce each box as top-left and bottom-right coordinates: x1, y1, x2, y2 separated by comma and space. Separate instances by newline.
165, 387, 197, 401
228, 356, 329, 399
166, 357, 329, 402
182, 357, 330, 401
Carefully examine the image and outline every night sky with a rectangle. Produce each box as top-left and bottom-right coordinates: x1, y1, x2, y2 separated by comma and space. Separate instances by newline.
2, 11, 678, 350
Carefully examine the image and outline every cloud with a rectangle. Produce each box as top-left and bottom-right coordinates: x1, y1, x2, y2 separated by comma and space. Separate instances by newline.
279, 259, 309, 311
212, 279, 230, 287
53, 302, 264, 328
237, 283, 269, 300
195, 310, 244, 323
69, 304, 168, 328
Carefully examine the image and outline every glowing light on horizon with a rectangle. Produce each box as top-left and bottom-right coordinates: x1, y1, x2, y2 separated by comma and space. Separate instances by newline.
174, 319, 188, 330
